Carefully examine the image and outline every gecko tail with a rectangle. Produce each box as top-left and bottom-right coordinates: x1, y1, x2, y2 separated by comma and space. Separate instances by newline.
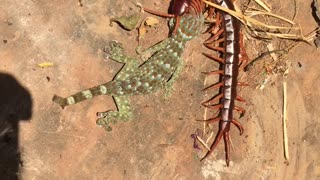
52, 84, 109, 109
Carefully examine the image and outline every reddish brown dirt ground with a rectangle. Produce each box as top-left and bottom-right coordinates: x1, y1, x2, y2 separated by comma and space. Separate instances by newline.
1, 0, 319, 179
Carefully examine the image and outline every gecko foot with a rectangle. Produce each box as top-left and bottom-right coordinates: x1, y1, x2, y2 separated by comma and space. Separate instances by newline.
163, 82, 176, 99
95, 110, 131, 131
105, 41, 124, 60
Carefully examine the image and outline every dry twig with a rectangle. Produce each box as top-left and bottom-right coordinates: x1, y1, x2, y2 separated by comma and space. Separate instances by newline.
282, 82, 289, 161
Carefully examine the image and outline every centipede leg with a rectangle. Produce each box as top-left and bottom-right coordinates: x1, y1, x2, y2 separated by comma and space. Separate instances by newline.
203, 81, 224, 91
200, 124, 225, 161
140, 6, 175, 18
206, 104, 223, 110
205, 6, 223, 34
172, 16, 181, 35
239, 32, 249, 69
237, 82, 249, 86
231, 119, 244, 135
236, 95, 245, 102
204, 43, 225, 53
201, 117, 221, 123
202, 52, 224, 63
202, 70, 224, 76
224, 131, 231, 166
190, 0, 202, 14
202, 93, 223, 105
205, 28, 224, 44
234, 106, 246, 118
204, 13, 222, 34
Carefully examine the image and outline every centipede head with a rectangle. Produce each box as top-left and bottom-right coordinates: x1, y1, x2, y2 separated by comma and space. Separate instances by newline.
169, 0, 204, 16
169, 0, 190, 16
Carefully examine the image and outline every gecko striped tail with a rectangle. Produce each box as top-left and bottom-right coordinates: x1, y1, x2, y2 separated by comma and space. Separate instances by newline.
52, 84, 108, 109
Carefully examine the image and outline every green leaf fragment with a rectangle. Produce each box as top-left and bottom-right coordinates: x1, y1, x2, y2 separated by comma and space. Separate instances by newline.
110, 13, 140, 31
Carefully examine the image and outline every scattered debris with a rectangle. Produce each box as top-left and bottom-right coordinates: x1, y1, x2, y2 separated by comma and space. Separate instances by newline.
191, 130, 202, 150
244, 50, 286, 71
297, 61, 302, 68
37, 62, 54, 68
266, 44, 278, 61
4, 18, 13, 26
78, 0, 83, 7
257, 75, 270, 90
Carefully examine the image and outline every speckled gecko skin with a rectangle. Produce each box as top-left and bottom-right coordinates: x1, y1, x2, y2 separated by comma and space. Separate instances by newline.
53, 12, 204, 131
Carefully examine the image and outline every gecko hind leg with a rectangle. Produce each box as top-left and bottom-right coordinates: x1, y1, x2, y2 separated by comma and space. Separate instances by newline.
96, 96, 132, 131
164, 57, 183, 98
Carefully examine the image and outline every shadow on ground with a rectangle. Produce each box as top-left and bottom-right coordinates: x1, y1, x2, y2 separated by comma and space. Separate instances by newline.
0, 72, 32, 179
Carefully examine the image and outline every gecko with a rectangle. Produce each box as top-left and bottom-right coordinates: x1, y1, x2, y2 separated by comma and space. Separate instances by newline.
53, 7, 204, 131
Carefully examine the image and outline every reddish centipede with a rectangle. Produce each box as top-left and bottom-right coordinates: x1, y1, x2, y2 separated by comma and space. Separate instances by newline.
140, 0, 247, 166
200, 0, 248, 166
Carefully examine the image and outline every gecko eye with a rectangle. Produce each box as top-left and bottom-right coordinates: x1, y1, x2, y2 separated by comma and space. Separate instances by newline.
169, 0, 190, 16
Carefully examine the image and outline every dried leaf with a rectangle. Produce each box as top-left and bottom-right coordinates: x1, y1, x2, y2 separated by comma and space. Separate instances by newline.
138, 17, 159, 40
144, 17, 159, 27
139, 26, 147, 38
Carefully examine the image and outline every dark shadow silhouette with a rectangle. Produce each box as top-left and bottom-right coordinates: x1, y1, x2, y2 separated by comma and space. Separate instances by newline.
0, 72, 32, 180
311, 0, 320, 27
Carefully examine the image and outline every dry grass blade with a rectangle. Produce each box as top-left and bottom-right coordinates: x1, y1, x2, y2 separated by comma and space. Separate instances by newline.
245, 10, 295, 25
305, 27, 320, 41
282, 82, 289, 161
203, 0, 296, 30
196, 135, 211, 151
202, 0, 310, 41
264, 32, 308, 41
253, 0, 271, 12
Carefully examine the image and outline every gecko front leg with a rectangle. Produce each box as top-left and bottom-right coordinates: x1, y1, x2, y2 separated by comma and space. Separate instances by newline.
136, 38, 169, 55
107, 41, 139, 72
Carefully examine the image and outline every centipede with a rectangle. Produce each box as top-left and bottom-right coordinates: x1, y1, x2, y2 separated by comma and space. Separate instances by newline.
199, 0, 248, 166
140, 0, 247, 166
